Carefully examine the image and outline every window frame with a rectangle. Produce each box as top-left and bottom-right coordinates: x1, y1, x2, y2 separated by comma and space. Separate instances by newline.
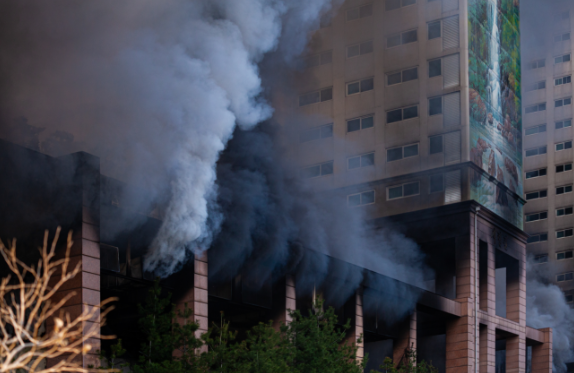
529, 59, 545, 69
346, 40, 374, 58
556, 163, 573, 173
387, 66, 419, 86
347, 190, 376, 207
346, 115, 375, 133
557, 250, 574, 260
525, 146, 547, 157
525, 103, 546, 114
347, 152, 375, 170
525, 168, 547, 179
556, 206, 574, 217
534, 254, 549, 264
556, 228, 574, 239
555, 119, 573, 129
555, 54, 571, 64
387, 181, 421, 200
386, 143, 420, 162
346, 4, 373, 22
525, 190, 548, 200
300, 123, 334, 143
386, 29, 418, 49
300, 160, 334, 179
555, 75, 572, 86
346, 77, 375, 96
556, 271, 574, 282
556, 185, 573, 195
525, 124, 546, 136
299, 87, 333, 106
555, 97, 572, 107
386, 105, 419, 124
554, 32, 571, 42
385, 0, 417, 11
525, 211, 548, 223
428, 20, 441, 40
527, 232, 548, 244
555, 140, 573, 151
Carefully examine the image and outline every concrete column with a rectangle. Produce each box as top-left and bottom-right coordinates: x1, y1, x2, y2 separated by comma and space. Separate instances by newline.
506, 249, 526, 324
355, 290, 364, 361
272, 275, 296, 330
531, 328, 552, 373
455, 233, 474, 300
506, 335, 526, 373
193, 253, 209, 339
479, 238, 496, 314
48, 152, 101, 368
286, 275, 296, 324
393, 310, 416, 366
479, 326, 496, 373
445, 299, 475, 373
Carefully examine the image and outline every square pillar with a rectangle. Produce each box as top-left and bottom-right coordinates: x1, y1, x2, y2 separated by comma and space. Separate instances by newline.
506, 335, 526, 373
479, 326, 496, 373
531, 328, 552, 373
393, 310, 416, 366
446, 299, 475, 373
506, 249, 526, 324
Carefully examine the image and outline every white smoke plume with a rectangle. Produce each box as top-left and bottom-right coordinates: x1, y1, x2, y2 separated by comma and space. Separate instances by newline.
0, 0, 335, 276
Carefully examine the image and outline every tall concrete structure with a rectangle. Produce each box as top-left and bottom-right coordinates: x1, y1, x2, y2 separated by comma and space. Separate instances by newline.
521, 0, 574, 308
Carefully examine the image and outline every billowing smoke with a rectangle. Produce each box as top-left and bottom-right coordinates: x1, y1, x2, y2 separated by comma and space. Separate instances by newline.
526, 258, 574, 372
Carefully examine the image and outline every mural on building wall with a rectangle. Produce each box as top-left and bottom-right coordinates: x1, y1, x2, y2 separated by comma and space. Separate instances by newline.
468, 0, 523, 228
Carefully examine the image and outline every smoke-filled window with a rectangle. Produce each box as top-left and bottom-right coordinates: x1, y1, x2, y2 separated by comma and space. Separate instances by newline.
556, 185, 572, 195
557, 250, 573, 260
555, 75, 571, 86
556, 271, 573, 282
525, 145, 547, 157
525, 211, 548, 222
347, 40, 373, 58
528, 59, 545, 69
387, 67, 418, 85
555, 140, 572, 151
300, 123, 333, 143
299, 87, 332, 106
525, 190, 547, 200
556, 228, 573, 239
525, 102, 546, 113
554, 32, 570, 42
556, 163, 573, 173
555, 54, 570, 64
556, 119, 572, 129
525, 124, 546, 136
527, 233, 548, 243
301, 161, 333, 179
534, 254, 548, 264
346, 4, 373, 21
525, 168, 546, 179
348, 152, 375, 169
429, 174, 444, 193
386, 29, 418, 48
347, 115, 374, 132
303, 50, 332, 69
347, 190, 375, 206
555, 97, 572, 108
346, 78, 374, 95
387, 181, 420, 200
386, 105, 419, 123
556, 206, 573, 217
386, 143, 419, 161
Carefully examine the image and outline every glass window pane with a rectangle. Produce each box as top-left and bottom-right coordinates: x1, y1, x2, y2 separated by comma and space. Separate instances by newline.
361, 78, 374, 92
302, 165, 320, 178
430, 135, 443, 154
404, 144, 419, 157
567, 141, 573, 149
526, 192, 539, 200
558, 253, 565, 260
300, 91, 320, 106
527, 235, 540, 243
566, 98, 572, 105
540, 168, 547, 175
429, 97, 443, 115
321, 88, 333, 101
567, 207, 573, 215
360, 41, 374, 55
429, 59, 442, 77
300, 128, 321, 143
387, 109, 403, 123
557, 209, 565, 216
428, 21, 441, 40
347, 82, 360, 95
540, 146, 547, 154
402, 30, 417, 44
403, 106, 418, 120
566, 164, 573, 170
566, 120, 573, 127
348, 194, 361, 206
388, 186, 403, 199
557, 165, 565, 172
347, 45, 361, 58
361, 191, 375, 204
541, 233, 548, 240
388, 72, 402, 85
566, 186, 573, 192
321, 161, 333, 175
566, 251, 573, 258
321, 124, 333, 138
361, 153, 375, 167
347, 119, 361, 132
565, 54, 571, 62
541, 212, 548, 219
557, 187, 565, 195
387, 147, 403, 161
348, 157, 361, 169
385, 0, 401, 11
526, 127, 538, 135
525, 171, 537, 179
387, 35, 401, 48
556, 100, 564, 107
361, 116, 374, 129
402, 68, 418, 82
557, 143, 564, 151
525, 149, 538, 157
404, 182, 420, 196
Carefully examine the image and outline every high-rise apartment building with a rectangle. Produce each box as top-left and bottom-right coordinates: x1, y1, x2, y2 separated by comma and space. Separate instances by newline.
521, 0, 574, 307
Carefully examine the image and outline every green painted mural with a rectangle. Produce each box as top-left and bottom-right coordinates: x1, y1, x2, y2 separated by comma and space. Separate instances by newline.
468, 0, 523, 228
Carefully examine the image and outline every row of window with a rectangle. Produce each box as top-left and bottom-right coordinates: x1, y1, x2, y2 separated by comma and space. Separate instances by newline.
527, 75, 571, 91
525, 97, 572, 114
525, 185, 573, 200
534, 250, 573, 263
557, 272, 573, 282
528, 53, 570, 70
525, 120, 572, 136
526, 208, 574, 221
525, 141, 573, 157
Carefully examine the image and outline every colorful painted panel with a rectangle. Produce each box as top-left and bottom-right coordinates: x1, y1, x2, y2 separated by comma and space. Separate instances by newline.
469, 0, 523, 228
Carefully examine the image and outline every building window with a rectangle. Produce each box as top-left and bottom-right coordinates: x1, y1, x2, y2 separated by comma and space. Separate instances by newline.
525, 103, 546, 114
299, 87, 333, 106
387, 105, 419, 123
347, 4, 373, 21
555, 140, 572, 151
555, 11, 570, 20
526, 190, 547, 200
348, 190, 375, 206
428, 20, 441, 40
347, 115, 374, 132
557, 250, 574, 260
429, 174, 444, 193
387, 67, 418, 85
534, 254, 549, 264
556, 163, 573, 173
525, 211, 548, 222
347, 41, 374, 58
557, 271, 574, 282
429, 135, 443, 154
527, 233, 548, 243
429, 97, 443, 115
385, 0, 416, 11
557, 206, 574, 217
555, 54, 571, 64
529, 59, 545, 69
387, 181, 420, 200
527, 81, 546, 91
300, 123, 333, 143
525, 124, 546, 136
301, 161, 334, 179
526, 168, 547, 179
556, 185, 573, 195
348, 152, 375, 169
387, 29, 418, 48
525, 146, 547, 157
347, 78, 374, 95
555, 32, 571, 42
428, 58, 442, 77
555, 97, 572, 107
556, 228, 574, 239
556, 76, 572, 86
304, 50, 332, 68
556, 119, 572, 129
387, 143, 419, 161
